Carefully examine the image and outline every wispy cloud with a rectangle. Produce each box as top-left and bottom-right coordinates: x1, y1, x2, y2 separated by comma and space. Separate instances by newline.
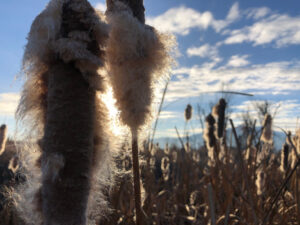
245, 7, 271, 20
0, 93, 20, 116
224, 13, 300, 47
186, 44, 220, 59
159, 111, 181, 119
146, 2, 240, 35
226, 55, 250, 67
166, 60, 300, 102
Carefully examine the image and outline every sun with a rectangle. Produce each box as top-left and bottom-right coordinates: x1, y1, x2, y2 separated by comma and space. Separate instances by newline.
99, 87, 127, 136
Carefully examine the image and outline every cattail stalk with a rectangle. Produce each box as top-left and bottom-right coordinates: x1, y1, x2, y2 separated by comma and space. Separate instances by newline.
131, 130, 143, 225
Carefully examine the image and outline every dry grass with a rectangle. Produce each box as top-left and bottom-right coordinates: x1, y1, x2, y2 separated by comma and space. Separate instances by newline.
1, 102, 300, 225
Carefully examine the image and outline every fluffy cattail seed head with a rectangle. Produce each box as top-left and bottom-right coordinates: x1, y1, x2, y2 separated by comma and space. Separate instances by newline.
106, 1, 175, 132
261, 114, 273, 144
0, 124, 8, 156
184, 104, 192, 121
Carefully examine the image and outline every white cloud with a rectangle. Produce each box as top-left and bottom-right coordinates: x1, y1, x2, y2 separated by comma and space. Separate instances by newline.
0, 93, 20, 116
146, 3, 240, 35
227, 2, 240, 21
166, 60, 300, 102
224, 14, 300, 47
226, 55, 250, 67
159, 111, 181, 119
186, 44, 218, 59
246, 7, 271, 20
95, 2, 106, 12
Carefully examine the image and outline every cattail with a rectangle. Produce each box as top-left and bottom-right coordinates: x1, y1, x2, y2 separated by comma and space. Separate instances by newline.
13, 1, 111, 224
256, 168, 265, 196
192, 151, 200, 163
203, 114, 216, 165
185, 142, 191, 153
161, 156, 170, 172
245, 146, 256, 165
280, 143, 290, 173
161, 156, 170, 181
149, 157, 156, 168
105, 0, 175, 131
212, 98, 226, 139
164, 143, 171, 155
189, 191, 201, 207
292, 129, 300, 155
172, 151, 178, 163
0, 124, 8, 156
261, 114, 273, 144
106, 2, 174, 224
185, 104, 192, 121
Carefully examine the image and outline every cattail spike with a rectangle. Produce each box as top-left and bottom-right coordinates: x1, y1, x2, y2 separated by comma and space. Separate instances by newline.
184, 104, 192, 121
0, 124, 8, 156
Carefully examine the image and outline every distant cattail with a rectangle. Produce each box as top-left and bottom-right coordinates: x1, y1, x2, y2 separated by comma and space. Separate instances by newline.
161, 156, 170, 172
172, 151, 178, 162
189, 191, 201, 206
245, 146, 256, 165
151, 143, 158, 156
292, 129, 300, 154
212, 98, 226, 139
164, 143, 171, 155
261, 114, 273, 144
0, 124, 8, 156
256, 169, 265, 196
185, 104, 192, 121
150, 157, 156, 168
192, 151, 200, 163
185, 142, 191, 153
280, 143, 290, 173
203, 114, 216, 164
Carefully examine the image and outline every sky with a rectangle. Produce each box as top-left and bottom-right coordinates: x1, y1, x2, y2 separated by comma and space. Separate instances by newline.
0, 0, 300, 140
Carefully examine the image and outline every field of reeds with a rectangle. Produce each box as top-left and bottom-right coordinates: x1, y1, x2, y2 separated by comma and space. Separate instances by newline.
0, 0, 299, 224
1, 100, 300, 225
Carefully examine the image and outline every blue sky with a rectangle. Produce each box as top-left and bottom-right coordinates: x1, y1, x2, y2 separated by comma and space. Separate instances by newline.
0, 0, 300, 139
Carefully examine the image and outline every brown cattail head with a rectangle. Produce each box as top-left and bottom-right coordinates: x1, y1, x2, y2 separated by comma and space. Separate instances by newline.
261, 113, 273, 144
203, 114, 216, 165
184, 104, 192, 121
212, 98, 226, 139
0, 124, 8, 156
203, 114, 216, 150
280, 143, 290, 173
